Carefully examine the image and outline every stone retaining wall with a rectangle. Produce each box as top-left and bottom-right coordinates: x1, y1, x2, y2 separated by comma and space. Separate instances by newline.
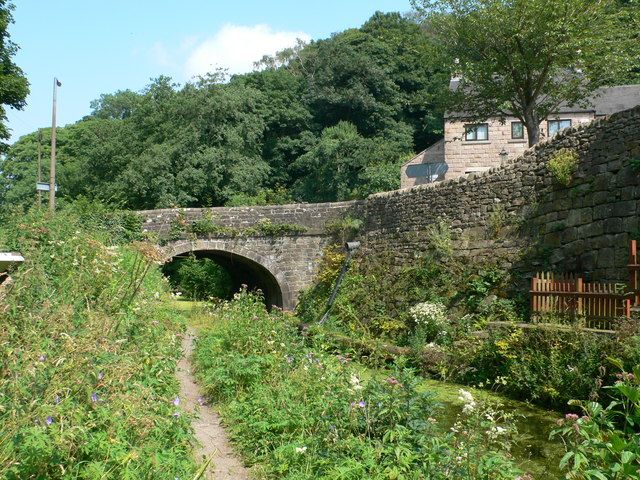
362, 106, 640, 282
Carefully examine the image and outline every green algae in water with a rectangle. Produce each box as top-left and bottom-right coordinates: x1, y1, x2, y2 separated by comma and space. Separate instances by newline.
418, 379, 564, 479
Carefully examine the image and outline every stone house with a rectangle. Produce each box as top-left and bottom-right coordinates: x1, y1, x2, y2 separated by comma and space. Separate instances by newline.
401, 82, 640, 188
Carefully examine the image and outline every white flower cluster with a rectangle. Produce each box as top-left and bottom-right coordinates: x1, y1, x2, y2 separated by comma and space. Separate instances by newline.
458, 389, 477, 414
409, 302, 447, 327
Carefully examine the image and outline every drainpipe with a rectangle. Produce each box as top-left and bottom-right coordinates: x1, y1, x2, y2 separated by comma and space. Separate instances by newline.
319, 241, 360, 324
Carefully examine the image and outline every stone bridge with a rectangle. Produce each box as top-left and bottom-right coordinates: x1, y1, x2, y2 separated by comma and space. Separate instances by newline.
138, 202, 361, 310
139, 106, 640, 311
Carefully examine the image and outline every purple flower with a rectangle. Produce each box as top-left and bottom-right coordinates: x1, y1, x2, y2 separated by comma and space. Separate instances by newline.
358, 401, 366, 408
172, 396, 180, 406
38, 355, 46, 362
565, 413, 579, 421
45, 416, 54, 426
91, 392, 99, 403
285, 355, 294, 364
173, 411, 180, 418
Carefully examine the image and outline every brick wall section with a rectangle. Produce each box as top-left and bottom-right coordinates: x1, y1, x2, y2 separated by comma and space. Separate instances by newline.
443, 112, 596, 179
363, 106, 640, 282
138, 201, 363, 236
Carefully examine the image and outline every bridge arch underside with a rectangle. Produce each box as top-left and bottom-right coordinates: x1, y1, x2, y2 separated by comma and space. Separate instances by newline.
163, 241, 295, 310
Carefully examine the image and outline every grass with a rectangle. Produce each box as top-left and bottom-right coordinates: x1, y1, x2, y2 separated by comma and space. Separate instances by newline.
186, 301, 562, 479
0, 208, 198, 479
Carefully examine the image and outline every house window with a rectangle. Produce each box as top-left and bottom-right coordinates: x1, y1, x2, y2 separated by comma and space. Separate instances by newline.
511, 122, 524, 139
547, 119, 572, 137
405, 162, 448, 182
464, 123, 488, 141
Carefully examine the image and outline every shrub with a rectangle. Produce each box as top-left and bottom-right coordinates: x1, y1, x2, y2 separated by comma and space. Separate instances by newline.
548, 148, 579, 186
409, 302, 450, 344
194, 292, 522, 479
551, 362, 640, 479
325, 216, 363, 243
170, 255, 233, 300
0, 207, 196, 479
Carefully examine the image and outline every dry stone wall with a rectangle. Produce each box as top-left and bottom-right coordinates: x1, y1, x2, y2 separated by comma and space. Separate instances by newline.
362, 106, 640, 283
139, 201, 361, 237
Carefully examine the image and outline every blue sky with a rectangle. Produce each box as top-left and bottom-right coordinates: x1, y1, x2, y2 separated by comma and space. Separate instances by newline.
6, 1, 412, 144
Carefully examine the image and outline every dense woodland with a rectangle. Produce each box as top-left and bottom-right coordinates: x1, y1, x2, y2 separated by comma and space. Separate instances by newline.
0, 13, 449, 210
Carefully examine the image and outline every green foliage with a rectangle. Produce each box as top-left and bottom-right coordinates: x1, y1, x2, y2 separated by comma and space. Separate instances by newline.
0, 206, 196, 478
548, 148, 580, 186
412, 0, 639, 145
629, 157, 640, 172
166, 214, 308, 241
551, 362, 640, 479
194, 292, 521, 479
245, 218, 308, 236
425, 220, 453, 259
166, 255, 233, 301
0, 0, 29, 152
1, 12, 448, 210
325, 216, 364, 243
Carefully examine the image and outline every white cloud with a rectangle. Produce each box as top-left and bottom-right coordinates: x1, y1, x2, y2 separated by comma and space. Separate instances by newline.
185, 24, 310, 77
151, 41, 174, 68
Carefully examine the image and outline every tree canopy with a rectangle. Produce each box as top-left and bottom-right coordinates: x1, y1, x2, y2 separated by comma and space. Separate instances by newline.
0, 12, 448, 211
412, 0, 639, 145
0, 0, 29, 152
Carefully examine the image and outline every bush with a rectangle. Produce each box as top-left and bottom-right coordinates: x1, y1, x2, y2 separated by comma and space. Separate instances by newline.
0, 207, 196, 479
194, 292, 522, 479
169, 255, 233, 300
548, 148, 579, 186
409, 302, 450, 344
551, 362, 640, 479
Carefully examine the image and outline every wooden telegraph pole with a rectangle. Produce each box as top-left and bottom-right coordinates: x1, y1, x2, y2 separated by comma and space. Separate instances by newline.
49, 77, 61, 212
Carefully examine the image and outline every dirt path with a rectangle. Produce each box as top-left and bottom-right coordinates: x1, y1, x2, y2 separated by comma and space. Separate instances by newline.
177, 329, 250, 480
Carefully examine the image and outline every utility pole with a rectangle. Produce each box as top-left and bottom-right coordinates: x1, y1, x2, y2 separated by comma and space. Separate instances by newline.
49, 77, 61, 212
37, 129, 42, 208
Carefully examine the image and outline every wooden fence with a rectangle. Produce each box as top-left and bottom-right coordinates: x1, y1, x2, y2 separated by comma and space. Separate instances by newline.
630, 240, 639, 307
531, 272, 632, 331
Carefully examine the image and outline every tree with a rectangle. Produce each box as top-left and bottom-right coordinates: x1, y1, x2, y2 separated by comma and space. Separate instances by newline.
412, 0, 639, 146
0, 0, 29, 151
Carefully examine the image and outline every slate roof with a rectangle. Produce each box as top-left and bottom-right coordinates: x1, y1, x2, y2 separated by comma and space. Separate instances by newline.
446, 78, 640, 118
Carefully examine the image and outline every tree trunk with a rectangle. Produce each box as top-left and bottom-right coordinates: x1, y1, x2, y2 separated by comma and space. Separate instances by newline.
523, 110, 540, 147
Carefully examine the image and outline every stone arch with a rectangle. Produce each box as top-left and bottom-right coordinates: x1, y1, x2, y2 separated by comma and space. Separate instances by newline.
161, 239, 295, 310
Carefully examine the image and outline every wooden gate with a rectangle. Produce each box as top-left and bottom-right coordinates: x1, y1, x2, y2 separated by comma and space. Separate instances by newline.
630, 240, 639, 308
531, 272, 631, 330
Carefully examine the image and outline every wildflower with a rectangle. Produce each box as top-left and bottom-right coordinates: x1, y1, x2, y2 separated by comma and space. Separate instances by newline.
349, 374, 363, 391
98, 372, 104, 381
565, 413, 579, 421
358, 401, 366, 408
295, 446, 307, 454
197, 397, 207, 406
173, 396, 180, 406
91, 392, 99, 403
38, 355, 46, 362
173, 412, 180, 418
45, 416, 54, 426
285, 355, 294, 364
55, 395, 61, 404
458, 389, 477, 413
386, 377, 401, 386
